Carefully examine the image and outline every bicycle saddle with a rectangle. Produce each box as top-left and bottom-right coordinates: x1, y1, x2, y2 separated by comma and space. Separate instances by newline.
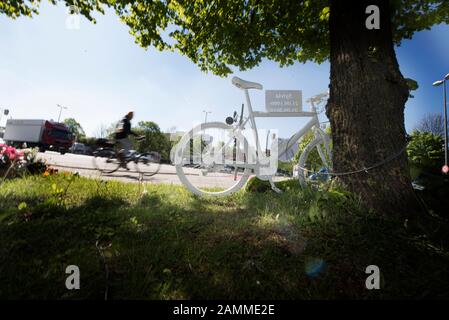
232, 76, 263, 90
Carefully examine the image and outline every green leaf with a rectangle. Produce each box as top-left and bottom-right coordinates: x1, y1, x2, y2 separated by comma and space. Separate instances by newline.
18, 202, 27, 210
319, 6, 330, 21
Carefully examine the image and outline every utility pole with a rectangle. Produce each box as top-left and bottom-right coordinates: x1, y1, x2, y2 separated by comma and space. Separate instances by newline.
57, 104, 68, 123
432, 73, 449, 174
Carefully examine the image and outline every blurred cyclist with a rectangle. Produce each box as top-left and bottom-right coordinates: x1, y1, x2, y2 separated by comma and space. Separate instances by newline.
114, 111, 139, 168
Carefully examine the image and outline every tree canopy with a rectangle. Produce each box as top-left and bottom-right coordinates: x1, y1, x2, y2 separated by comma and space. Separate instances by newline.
416, 113, 446, 137
63, 117, 85, 141
2, 1, 448, 75
134, 121, 171, 159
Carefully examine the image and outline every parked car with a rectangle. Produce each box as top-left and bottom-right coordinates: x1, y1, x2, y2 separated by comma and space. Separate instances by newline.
70, 142, 88, 155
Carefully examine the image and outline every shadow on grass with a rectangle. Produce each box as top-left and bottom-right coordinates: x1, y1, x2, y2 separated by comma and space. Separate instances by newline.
0, 188, 314, 299
1, 181, 449, 299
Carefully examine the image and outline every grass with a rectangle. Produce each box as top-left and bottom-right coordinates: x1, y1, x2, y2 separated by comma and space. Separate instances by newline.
0, 173, 449, 299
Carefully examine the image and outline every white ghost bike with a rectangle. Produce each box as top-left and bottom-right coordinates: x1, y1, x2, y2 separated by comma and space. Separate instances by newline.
173, 77, 332, 196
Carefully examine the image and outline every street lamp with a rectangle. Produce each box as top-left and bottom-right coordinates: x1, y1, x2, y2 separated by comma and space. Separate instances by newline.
56, 104, 68, 123
202, 110, 212, 123
432, 73, 449, 174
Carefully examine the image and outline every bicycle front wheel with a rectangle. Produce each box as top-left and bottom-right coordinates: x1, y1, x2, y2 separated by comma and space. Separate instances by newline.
174, 122, 251, 196
135, 152, 162, 177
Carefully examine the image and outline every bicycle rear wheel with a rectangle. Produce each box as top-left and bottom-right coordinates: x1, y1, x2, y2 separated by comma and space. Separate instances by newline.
93, 148, 121, 174
135, 152, 161, 177
297, 136, 332, 186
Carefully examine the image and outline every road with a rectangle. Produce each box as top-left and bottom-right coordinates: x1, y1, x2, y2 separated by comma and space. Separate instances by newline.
37, 152, 260, 189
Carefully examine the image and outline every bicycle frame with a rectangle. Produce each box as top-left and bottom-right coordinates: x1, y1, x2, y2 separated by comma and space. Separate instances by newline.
231, 88, 328, 166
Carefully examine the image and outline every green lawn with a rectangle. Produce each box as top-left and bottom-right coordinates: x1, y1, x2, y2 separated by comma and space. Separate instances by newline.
0, 174, 448, 299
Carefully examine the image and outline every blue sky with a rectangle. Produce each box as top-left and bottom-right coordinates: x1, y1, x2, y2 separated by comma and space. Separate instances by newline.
0, 2, 448, 138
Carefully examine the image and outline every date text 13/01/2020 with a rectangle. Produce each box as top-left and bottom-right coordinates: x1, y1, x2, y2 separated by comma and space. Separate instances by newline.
172, 304, 276, 317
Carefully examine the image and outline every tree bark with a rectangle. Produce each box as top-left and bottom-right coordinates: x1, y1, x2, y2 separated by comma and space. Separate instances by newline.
326, 0, 422, 217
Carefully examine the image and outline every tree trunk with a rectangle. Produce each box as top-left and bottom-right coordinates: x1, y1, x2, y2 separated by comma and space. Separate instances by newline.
326, 0, 422, 217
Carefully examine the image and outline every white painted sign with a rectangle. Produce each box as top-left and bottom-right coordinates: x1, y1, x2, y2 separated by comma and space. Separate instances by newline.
265, 90, 302, 113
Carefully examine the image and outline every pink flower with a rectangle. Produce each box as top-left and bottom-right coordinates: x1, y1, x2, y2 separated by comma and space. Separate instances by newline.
0, 144, 25, 164
0, 145, 22, 160
6, 147, 17, 160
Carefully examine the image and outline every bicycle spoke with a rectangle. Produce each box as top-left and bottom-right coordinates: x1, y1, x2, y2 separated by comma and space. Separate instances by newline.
175, 123, 250, 195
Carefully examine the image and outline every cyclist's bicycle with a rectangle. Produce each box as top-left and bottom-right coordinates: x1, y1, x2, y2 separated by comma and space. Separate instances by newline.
172, 76, 332, 196
92, 137, 161, 176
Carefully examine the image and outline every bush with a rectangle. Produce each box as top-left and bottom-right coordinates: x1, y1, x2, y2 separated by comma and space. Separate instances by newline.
407, 130, 448, 218
407, 130, 444, 173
